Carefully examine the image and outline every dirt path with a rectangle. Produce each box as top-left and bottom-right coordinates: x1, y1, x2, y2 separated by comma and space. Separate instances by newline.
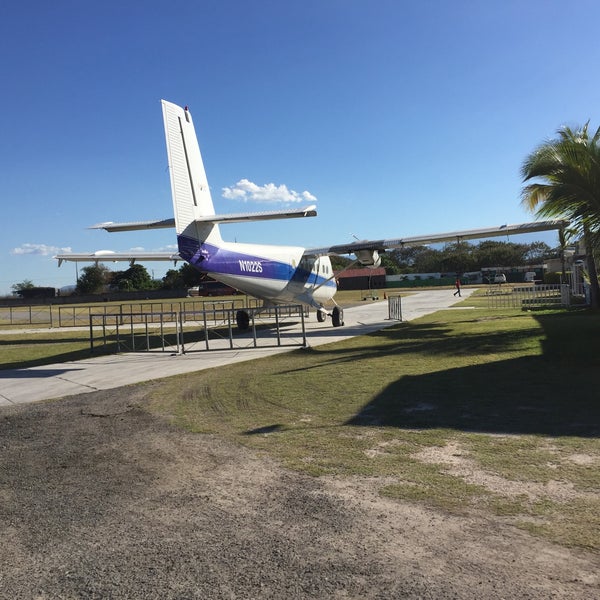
1, 388, 597, 599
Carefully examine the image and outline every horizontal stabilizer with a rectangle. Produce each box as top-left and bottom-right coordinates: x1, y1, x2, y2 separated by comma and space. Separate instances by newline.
90, 219, 175, 232
89, 205, 317, 232
55, 250, 181, 266
304, 220, 567, 257
198, 205, 317, 224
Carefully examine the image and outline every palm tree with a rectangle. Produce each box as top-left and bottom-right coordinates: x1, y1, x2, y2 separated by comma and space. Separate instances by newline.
521, 122, 600, 308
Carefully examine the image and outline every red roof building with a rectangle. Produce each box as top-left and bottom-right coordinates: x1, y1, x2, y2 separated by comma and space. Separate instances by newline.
334, 267, 386, 291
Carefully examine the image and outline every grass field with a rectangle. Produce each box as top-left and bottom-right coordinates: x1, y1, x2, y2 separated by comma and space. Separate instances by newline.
148, 302, 600, 551
2, 291, 599, 550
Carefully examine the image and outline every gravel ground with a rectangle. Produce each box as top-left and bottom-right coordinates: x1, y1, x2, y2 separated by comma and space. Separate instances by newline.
1, 387, 598, 599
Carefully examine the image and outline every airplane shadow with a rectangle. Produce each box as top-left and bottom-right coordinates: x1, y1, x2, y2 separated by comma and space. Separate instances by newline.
342, 312, 600, 438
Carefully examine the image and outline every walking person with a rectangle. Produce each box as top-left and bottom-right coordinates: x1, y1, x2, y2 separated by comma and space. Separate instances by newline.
453, 276, 461, 297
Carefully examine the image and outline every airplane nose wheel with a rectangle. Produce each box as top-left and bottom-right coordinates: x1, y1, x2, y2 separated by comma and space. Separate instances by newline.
317, 309, 326, 323
332, 306, 344, 327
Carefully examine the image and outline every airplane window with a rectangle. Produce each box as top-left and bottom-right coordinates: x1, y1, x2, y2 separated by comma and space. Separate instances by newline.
299, 256, 316, 272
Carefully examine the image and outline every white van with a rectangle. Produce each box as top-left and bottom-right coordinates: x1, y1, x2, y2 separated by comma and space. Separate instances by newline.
524, 272, 537, 283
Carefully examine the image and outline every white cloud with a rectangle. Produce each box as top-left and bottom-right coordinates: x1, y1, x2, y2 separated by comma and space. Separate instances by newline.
222, 179, 317, 204
10, 244, 72, 256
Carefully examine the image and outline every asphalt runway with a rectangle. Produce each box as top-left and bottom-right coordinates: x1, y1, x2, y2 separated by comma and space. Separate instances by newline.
0, 289, 474, 406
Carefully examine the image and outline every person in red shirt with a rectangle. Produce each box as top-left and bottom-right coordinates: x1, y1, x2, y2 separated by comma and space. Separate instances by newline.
453, 276, 461, 297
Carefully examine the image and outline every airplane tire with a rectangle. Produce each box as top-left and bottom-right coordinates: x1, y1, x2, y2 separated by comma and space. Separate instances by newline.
236, 310, 250, 331
317, 310, 326, 323
332, 306, 344, 327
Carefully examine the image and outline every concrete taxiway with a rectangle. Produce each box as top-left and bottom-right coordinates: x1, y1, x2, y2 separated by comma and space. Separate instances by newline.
0, 289, 474, 406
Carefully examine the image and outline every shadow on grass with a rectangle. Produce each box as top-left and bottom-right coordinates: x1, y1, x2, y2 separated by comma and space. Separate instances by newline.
0, 336, 90, 346
283, 319, 541, 375
243, 424, 285, 435
0, 346, 113, 370
345, 311, 600, 438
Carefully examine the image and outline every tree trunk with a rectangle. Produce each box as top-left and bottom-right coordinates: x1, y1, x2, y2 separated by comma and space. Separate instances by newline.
583, 225, 600, 309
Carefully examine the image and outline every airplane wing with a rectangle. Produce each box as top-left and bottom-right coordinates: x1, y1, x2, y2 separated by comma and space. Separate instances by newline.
54, 250, 181, 266
90, 205, 317, 232
304, 220, 567, 264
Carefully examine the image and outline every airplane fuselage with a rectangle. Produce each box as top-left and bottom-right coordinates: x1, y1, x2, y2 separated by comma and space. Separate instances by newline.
178, 235, 337, 308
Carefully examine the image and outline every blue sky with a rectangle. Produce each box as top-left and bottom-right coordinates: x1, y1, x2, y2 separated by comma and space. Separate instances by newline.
2, 0, 599, 294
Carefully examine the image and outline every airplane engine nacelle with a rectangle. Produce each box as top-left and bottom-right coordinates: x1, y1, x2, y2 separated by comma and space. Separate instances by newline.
356, 249, 381, 268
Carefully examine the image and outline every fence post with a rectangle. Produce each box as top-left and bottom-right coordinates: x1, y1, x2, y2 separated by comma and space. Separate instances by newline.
251, 312, 257, 348
145, 315, 150, 351
89, 315, 94, 354
204, 309, 210, 350
300, 305, 307, 347
179, 312, 184, 354
561, 284, 570, 307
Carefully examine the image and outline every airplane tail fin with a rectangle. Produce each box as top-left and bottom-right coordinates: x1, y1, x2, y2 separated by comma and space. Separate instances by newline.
161, 100, 222, 259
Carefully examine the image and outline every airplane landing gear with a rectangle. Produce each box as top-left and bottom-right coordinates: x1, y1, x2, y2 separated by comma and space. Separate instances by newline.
236, 310, 250, 331
332, 306, 344, 327
316, 309, 327, 323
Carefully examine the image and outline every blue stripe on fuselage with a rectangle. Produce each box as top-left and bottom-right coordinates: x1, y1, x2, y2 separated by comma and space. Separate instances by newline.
177, 235, 334, 289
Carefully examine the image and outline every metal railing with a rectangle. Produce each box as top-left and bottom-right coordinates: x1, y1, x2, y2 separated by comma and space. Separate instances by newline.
485, 284, 570, 309
0, 305, 53, 327
387, 294, 403, 321
89, 304, 307, 354
58, 298, 249, 328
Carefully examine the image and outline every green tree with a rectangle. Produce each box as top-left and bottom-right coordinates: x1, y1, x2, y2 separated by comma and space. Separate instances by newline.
11, 280, 35, 295
474, 241, 528, 269
161, 268, 186, 290
379, 252, 403, 275
521, 122, 600, 308
387, 246, 429, 273
413, 247, 444, 273
179, 263, 205, 287
160, 263, 214, 290
112, 264, 154, 291
523, 241, 553, 264
77, 265, 111, 294
438, 242, 477, 274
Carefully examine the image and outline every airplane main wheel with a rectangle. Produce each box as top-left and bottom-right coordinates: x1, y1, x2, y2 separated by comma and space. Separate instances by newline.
317, 310, 326, 323
332, 306, 344, 327
236, 310, 250, 331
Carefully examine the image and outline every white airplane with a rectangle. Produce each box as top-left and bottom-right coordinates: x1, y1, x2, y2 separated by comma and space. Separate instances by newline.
56, 100, 566, 329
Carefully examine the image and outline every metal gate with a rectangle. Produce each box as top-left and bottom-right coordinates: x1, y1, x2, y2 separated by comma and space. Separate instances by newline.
485, 284, 570, 309
387, 294, 403, 321
89, 304, 307, 354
